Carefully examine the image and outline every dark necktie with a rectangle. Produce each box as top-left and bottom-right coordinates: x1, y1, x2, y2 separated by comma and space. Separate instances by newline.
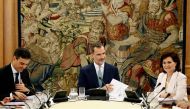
15, 73, 19, 84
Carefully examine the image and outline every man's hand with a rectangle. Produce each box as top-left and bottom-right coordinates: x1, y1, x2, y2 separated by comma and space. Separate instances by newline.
13, 92, 27, 100
102, 84, 113, 93
0, 97, 12, 105
3, 97, 12, 103
15, 83, 30, 92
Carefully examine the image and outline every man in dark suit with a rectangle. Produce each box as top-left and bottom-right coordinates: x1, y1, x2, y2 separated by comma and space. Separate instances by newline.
78, 42, 120, 92
0, 48, 35, 100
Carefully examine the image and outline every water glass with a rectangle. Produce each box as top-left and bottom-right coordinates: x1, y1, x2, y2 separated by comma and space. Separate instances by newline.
69, 88, 78, 101
78, 87, 86, 100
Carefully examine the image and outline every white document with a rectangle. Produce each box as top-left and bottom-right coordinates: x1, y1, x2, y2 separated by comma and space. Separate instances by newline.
4, 102, 25, 106
172, 106, 182, 109
109, 79, 128, 101
158, 97, 174, 102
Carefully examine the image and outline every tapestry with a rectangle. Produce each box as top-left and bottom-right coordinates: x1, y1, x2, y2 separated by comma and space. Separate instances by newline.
20, 0, 185, 95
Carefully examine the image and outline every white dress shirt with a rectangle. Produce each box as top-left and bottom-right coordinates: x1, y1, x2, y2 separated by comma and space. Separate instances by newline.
94, 62, 105, 78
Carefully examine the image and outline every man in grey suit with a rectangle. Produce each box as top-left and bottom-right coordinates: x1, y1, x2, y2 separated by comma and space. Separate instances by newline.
78, 42, 120, 92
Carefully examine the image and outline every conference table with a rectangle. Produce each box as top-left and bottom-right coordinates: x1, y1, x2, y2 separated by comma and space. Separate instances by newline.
0, 94, 178, 109
0, 98, 178, 109
49, 100, 177, 109
49, 100, 142, 109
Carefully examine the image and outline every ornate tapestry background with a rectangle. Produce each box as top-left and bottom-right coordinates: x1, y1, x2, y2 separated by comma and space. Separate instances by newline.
20, 0, 184, 95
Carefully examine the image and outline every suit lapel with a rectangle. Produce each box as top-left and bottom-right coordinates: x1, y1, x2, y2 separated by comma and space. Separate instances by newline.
6, 64, 16, 89
90, 64, 99, 87
103, 63, 109, 84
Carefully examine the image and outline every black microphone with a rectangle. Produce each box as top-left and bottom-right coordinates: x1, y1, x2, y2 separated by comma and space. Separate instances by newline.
24, 86, 43, 108
98, 77, 105, 85
41, 90, 51, 108
32, 91, 52, 109
148, 87, 165, 103
153, 93, 171, 109
156, 83, 161, 87
24, 101, 31, 109
32, 92, 42, 105
98, 77, 109, 91
38, 90, 50, 101
26, 85, 42, 105
98, 77, 106, 87
43, 90, 49, 99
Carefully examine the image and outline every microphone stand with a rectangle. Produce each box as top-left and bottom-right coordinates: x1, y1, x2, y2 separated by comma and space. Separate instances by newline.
140, 93, 150, 109
98, 77, 108, 90
140, 87, 165, 109
36, 90, 51, 109
139, 82, 161, 109
29, 86, 50, 109
41, 90, 51, 108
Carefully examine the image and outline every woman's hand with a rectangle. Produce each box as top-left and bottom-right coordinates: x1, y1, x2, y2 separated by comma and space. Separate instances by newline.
160, 92, 171, 98
176, 100, 190, 109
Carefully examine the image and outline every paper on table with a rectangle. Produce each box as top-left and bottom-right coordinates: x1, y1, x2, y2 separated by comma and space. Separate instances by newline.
4, 102, 25, 106
172, 106, 182, 109
109, 79, 128, 101
158, 97, 174, 102
27, 95, 34, 100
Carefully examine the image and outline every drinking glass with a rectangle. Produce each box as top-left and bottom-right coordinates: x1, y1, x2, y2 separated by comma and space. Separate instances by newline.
78, 87, 86, 100
69, 88, 78, 101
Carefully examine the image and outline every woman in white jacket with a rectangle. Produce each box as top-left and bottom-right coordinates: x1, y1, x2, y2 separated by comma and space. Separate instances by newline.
154, 52, 188, 101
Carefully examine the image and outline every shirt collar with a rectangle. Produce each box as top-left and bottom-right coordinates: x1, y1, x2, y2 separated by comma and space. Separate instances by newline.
11, 63, 18, 74
94, 62, 105, 70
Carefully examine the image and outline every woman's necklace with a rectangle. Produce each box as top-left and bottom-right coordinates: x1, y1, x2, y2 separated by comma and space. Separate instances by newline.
166, 75, 172, 89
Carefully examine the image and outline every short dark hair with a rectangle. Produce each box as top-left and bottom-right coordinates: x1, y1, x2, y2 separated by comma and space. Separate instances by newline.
14, 48, 31, 59
160, 52, 181, 73
91, 42, 104, 53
